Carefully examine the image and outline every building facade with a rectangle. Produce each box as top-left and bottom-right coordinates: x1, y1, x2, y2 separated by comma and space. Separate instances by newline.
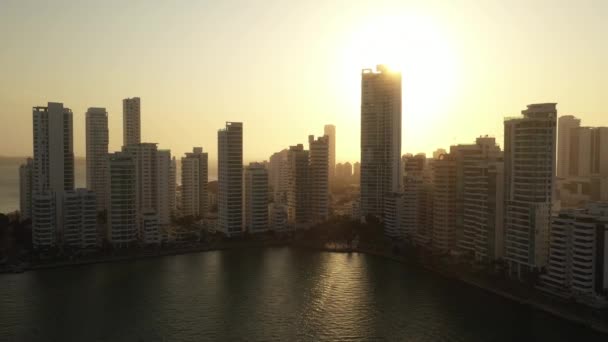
86, 107, 109, 212
218, 122, 243, 236
245, 163, 269, 233
504, 103, 557, 276
122, 97, 141, 147
107, 152, 138, 247
360, 65, 402, 218
181, 147, 208, 218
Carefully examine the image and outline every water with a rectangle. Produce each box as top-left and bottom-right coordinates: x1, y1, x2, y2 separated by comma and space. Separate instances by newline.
1, 247, 605, 341
0, 157, 86, 214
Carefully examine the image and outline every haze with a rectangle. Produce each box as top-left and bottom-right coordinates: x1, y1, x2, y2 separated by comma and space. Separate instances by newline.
0, 0, 606, 162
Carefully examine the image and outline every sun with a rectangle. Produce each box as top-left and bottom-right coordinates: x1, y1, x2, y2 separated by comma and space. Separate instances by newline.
333, 11, 461, 153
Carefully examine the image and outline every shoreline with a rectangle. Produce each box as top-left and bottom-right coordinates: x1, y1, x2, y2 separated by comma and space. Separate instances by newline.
3, 240, 607, 335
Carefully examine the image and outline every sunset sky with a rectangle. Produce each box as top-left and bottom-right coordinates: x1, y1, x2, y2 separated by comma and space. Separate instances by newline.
0, 0, 606, 163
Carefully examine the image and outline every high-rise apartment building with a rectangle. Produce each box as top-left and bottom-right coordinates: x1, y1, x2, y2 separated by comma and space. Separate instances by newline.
63, 189, 98, 249
431, 154, 457, 252
541, 203, 608, 307
287, 144, 310, 229
157, 149, 173, 230
308, 135, 329, 223
218, 122, 243, 236
324, 125, 336, 187
268, 149, 289, 203
245, 163, 269, 233
458, 137, 504, 262
86, 107, 109, 212
122, 97, 141, 147
122, 143, 164, 243
19, 158, 33, 221
107, 151, 137, 247
32, 102, 74, 248
504, 103, 557, 276
32, 102, 74, 194
402, 154, 426, 239
360, 65, 401, 218
557, 115, 580, 178
181, 147, 208, 218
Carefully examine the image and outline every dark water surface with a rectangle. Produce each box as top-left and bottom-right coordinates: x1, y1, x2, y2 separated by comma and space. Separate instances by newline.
1, 248, 605, 341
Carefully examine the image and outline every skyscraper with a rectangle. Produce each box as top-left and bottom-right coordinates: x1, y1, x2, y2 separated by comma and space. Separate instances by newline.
157, 149, 173, 230
504, 103, 557, 277
268, 149, 289, 203
287, 144, 310, 229
218, 122, 243, 236
19, 158, 33, 221
86, 107, 109, 212
308, 135, 329, 223
244, 163, 269, 233
458, 137, 504, 262
122, 143, 163, 244
324, 124, 336, 187
360, 65, 402, 218
557, 115, 580, 178
181, 147, 208, 218
107, 151, 137, 247
33, 102, 74, 194
32, 102, 74, 248
122, 97, 141, 147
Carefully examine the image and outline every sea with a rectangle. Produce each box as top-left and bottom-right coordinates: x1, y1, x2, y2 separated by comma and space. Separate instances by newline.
1, 247, 605, 341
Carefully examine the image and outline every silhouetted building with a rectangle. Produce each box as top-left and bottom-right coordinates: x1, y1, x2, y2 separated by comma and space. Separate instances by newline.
309, 135, 329, 223
360, 65, 402, 218
324, 124, 336, 188
122, 97, 141, 147
86, 107, 109, 212
32, 102, 74, 249
107, 151, 137, 247
287, 144, 310, 229
557, 115, 580, 178
218, 122, 243, 236
19, 158, 33, 221
245, 163, 269, 233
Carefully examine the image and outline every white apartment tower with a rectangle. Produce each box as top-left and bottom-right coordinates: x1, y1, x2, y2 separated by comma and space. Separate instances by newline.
557, 115, 580, 178
308, 135, 329, 223
19, 158, 33, 221
218, 122, 243, 236
360, 65, 402, 218
32, 102, 74, 248
504, 103, 557, 277
324, 125, 336, 187
86, 107, 109, 212
123, 97, 141, 147
107, 151, 137, 247
245, 163, 269, 233
181, 147, 208, 218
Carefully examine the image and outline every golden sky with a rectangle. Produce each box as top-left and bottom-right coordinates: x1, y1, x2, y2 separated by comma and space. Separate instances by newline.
0, 0, 606, 162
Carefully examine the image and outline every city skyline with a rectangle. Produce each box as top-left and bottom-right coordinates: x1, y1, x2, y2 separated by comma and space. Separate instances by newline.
1, 0, 607, 162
